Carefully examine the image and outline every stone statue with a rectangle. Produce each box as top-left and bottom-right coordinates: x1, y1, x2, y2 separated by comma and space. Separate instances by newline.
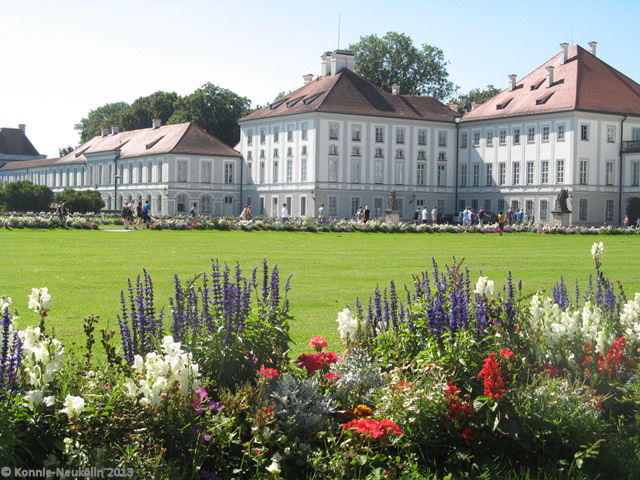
554, 188, 571, 213
386, 191, 397, 212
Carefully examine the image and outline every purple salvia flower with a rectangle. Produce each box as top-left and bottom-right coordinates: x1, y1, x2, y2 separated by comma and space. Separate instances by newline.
262, 259, 269, 304
553, 277, 569, 311
474, 293, 490, 339
367, 301, 374, 339
374, 287, 382, 331
390, 281, 398, 329
270, 264, 280, 316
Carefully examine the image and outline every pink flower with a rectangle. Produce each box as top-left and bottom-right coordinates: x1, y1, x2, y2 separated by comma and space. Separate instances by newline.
258, 367, 280, 379
499, 348, 514, 359
309, 335, 329, 351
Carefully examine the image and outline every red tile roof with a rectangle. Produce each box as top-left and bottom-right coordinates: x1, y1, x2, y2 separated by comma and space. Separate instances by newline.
462, 44, 640, 122
241, 68, 459, 123
0, 128, 40, 156
0, 123, 240, 171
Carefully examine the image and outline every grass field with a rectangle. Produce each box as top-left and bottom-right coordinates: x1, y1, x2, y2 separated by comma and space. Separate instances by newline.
2, 228, 639, 356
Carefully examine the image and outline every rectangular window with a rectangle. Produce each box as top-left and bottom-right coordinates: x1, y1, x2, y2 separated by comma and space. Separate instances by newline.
486, 130, 493, 147
301, 145, 308, 156
606, 160, 614, 186
606, 199, 614, 222
438, 130, 447, 147
473, 164, 480, 186
461, 132, 468, 148
607, 126, 616, 143
224, 163, 234, 184
301, 123, 308, 141
201, 161, 212, 183
247, 129, 253, 146
511, 199, 519, 211
260, 162, 265, 183
329, 197, 337, 217
300, 157, 307, 182
527, 127, 535, 143
286, 158, 293, 182
259, 196, 265, 215
352, 146, 361, 156
300, 196, 306, 216
395, 161, 404, 185
512, 162, 520, 185
438, 152, 447, 162
633, 128, 640, 141
374, 198, 383, 217
486, 164, 493, 185
375, 147, 384, 158
437, 164, 446, 186
526, 161, 534, 184
484, 199, 491, 212
473, 132, 480, 147
351, 198, 360, 217
418, 129, 427, 145
542, 126, 550, 142
472, 199, 478, 211
460, 164, 467, 187
247, 162, 253, 181
273, 161, 278, 183
287, 125, 293, 142
581, 124, 589, 141
177, 160, 188, 182
329, 122, 339, 140
579, 159, 588, 185
499, 162, 506, 185
579, 198, 588, 221
287, 147, 293, 157
458, 199, 465, 212
273, 148, 279, 158
499, 129, 506, 145
395, 149, 404, 159
329, 158, 338, 182
260, 128, 266, 144
351, 158, 361, 183
498, 199, 506, 212
396, 128, 405, 144
351, 124, 361, 141
416, 162, 426, 186
541, 160, 549, 184
329, 145, 338, 155
526, 200, 534, 218
374, 160, 384, 184
633, 161, 640, 186
556, 160, 565, 184
417, 150, 426, 160
557, 124, 565, 141
540, 200, 548, 221
273, 126, 280, 142
513, 128, 521, 145
375, 127, 384, 143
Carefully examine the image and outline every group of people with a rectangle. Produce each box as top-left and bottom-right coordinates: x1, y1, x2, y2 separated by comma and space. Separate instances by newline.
240, 204, 253, 220
353, 205, 371, 223
624, 215, 640, 227
121, 200, 152, 229
413, 206, 439, 225
56, 200, 68, 222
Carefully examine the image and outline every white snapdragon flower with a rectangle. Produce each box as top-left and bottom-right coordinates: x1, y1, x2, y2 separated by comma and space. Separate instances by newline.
28, 287, 52, 312
60, 395, 86, 419
26, 389, 43, 404
591, 242, 605, 259
621, 293, 640, 341
266, 453, 282, 474
18, 326, 64, 390
43, 395, 55, 407
336, 307, 358, 343
474, 276, 495, 298
0, 296, 12, 313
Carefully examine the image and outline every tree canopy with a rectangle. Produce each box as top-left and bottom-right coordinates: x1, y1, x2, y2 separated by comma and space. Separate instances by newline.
451, 85, 502, 113
0, 181, 54, 212
348, 32, 456, 100
74, 85, 251, 148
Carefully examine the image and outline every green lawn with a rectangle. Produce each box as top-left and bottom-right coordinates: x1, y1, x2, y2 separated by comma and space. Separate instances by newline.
2, 229, 639, 356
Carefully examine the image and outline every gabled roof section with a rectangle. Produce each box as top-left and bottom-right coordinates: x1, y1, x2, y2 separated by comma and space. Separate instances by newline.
241, 68, 459, 123
462, 44, 640, 122
0, 128, 40, 156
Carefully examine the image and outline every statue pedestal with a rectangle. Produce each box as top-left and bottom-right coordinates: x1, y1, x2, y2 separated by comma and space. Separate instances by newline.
551, 211, 571, 226
385, 210, 400, 225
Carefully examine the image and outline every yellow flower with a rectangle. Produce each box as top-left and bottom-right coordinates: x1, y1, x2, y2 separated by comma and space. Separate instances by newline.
354, 404, 373, 418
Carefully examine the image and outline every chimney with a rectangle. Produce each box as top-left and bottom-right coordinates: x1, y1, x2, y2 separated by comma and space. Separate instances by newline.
448, 103, 458, 112
588, 41, 597, 57
111, 125, 120, 135
18, 123, 25, 133
152, 118, 162, 129
101, 128, 110, 137
560, 42, 569, 64
329, 50, 355, 75
391, 84, 401, 95
508, 74, 517, 91
546, 66, 555, 87
303, 73, 314, 85
321, 52, 332, 76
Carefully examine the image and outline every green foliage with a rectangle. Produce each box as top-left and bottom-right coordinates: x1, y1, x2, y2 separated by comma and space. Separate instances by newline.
117, 91, 179, 132
452, 84, 502, 113
74, 102, 129, 143
0, 180, 53, 211
58, 146, 74, 157
348, 31, 455, 99
54, 189, 105, 213
626, 196, 640, 222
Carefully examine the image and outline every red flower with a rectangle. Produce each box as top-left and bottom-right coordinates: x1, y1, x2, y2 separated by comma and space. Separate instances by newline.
477, 353, 505, 400
540, 363, 559, 377
599, 336, 627, 377
309, 335, 329, 351
342, 418, 403, 439
499, 348, 514, 359
461, 427, 473, 443
444, 381, 475, 422
296, 352, 340, 373
258, 367, 279, 379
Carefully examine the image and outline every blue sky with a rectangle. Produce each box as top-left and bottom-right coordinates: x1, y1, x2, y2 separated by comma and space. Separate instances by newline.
2, 0, 639, 157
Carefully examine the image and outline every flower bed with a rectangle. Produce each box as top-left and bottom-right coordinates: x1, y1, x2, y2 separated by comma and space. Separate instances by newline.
2, 245, 640, 478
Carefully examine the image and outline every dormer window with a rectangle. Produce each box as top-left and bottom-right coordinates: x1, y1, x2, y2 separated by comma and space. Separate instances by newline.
536, 92, 554, 105
303, 93, 323, 105
286, 96, 304, 108
530, 79, 545, 90
496, 98, 513, 110
145, 136, 164, 150
270, 99, 287, 110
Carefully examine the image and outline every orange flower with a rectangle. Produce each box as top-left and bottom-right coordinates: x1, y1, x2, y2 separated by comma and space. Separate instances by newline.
353, 404, 373, 417
309, 335, 329, 351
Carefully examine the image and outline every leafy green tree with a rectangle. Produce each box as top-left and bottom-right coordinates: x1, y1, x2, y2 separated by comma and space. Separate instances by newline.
54, 189, 104, 213
452, 85, 502, 113
117, 91, 179, 131
74, 102, 130, 143
348, 32, 455, 100
2, 181, 53, 212
169, 83, 252, 146
58, 146, 74, 157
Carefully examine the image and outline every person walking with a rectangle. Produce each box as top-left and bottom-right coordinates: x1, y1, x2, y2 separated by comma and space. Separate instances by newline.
421, 206, 429, 224
318, 203, 325, 222
142, 200, 152, 228
624, 215, 630, 228
413, 207, 421, 225
478, 207, 485, 226
122, 202, 131, 229
190, 203, 197, 219
516, 208, 524, 224
497, 211, 506, 236
281, 202, 289, 222
431, 205, 438, 224
363, 205, 370, 223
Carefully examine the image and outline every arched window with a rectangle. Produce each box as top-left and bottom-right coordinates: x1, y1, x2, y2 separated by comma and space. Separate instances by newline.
200, 195, 212, 215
